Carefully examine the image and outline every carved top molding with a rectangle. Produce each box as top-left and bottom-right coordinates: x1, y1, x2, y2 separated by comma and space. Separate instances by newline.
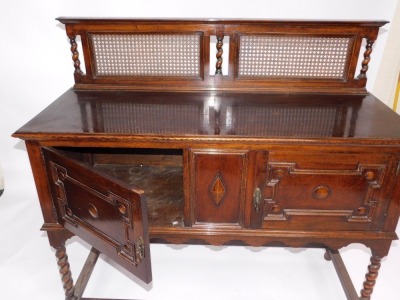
57, 17, 388, 27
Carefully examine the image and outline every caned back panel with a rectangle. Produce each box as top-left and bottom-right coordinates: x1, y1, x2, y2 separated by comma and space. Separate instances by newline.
238, 35, 351, 79
91, 34, 201, 77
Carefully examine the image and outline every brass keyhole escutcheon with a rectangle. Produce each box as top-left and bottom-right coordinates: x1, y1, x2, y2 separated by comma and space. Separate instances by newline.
88, 203, 99, 218
313, 186, 330, 200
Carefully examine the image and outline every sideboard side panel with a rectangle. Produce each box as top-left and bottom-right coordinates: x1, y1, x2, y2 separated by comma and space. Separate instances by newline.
25, 141, 73, 247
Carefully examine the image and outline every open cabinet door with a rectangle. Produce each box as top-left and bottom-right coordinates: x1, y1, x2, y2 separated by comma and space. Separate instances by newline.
42, 147, 152, 284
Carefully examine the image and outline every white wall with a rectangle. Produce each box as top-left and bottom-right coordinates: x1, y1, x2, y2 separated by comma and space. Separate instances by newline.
1, 1, 399, 299
373, 0, 400, 109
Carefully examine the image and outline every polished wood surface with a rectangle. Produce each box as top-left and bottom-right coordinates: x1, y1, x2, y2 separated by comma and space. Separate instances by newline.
13, 18, 400, 299
42, 147, 152, 284
189, 149, 248, 227
258, 150, 394, 231
13, 90, 400, 143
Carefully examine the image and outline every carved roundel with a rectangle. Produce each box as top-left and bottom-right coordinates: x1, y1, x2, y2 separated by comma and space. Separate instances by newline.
313, 185, 331, 200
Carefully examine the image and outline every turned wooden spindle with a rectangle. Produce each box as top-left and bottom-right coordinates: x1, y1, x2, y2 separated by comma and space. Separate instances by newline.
360, 255, 382, 299
357, 39, 374, 79
215, 36, 223, 75
69, 36, 83, 75
55, 246, 75, 298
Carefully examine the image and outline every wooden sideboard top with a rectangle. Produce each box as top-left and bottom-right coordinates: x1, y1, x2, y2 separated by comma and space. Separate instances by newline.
15, 17, 398, 145
13, 89, 400, 145
57, 17, 388, 25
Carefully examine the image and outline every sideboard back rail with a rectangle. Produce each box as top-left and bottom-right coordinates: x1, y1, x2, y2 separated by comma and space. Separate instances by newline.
57, 18, 387, 94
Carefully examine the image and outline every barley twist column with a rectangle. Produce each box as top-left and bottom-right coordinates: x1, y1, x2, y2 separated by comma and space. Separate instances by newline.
215, 36, 223, 75
360, 255, 382, 299
69, 36, 83, 76
357, 39, 374, 79
55, 246, 75, 299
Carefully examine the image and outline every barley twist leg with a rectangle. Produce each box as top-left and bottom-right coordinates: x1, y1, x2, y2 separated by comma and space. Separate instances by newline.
55, 246, 75, 299
360, 255, 382, 300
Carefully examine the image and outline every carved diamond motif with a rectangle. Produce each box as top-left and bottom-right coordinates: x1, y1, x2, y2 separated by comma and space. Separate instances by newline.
210, 173, 226, 206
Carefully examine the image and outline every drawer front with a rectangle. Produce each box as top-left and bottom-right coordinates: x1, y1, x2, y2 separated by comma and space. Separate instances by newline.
42, 147, 152, 284
252, 151, 394, 231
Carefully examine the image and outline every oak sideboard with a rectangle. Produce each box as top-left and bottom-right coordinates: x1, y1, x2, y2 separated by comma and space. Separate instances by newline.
13, 18, 400, 299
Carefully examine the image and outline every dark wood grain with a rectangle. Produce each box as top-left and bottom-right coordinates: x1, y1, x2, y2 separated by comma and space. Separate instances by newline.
55, 18, 386, 93
74, 248, 100, 298
13, 90, 400, 143
360, 255, 383, 299
190, 149, 248, 227
42, 147, 153, 284
55, 246, 75, 298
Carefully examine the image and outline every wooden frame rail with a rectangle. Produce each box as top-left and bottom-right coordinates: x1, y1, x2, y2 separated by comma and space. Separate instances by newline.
62, 247, 380, 300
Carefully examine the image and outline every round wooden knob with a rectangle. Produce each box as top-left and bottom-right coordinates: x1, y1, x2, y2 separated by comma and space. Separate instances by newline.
271, 204, 281, 213
364, 171, 375, 180
66, 207, 73, 217
122, 244, 131, 253
88, 203, 99, 218
274, 169, 285, 178
313, 186, 330, 200
118, 204, 127, 215
58, 171, 66, 180
357, 207, 367, 215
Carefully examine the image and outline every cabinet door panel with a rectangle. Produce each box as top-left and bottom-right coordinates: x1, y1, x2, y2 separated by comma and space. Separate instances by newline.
251, 151, 394, 231
42, 147, 152, 284
189, 150, 249, 227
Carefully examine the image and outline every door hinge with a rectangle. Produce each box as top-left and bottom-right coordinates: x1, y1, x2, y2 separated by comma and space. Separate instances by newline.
135, 236, 145, 264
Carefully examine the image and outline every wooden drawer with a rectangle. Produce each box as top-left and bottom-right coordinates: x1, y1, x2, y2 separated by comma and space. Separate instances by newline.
42, 147, 152, 283
251, 150, 395, 231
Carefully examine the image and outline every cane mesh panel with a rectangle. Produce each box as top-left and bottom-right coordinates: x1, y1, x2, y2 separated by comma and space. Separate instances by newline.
91, 34, 201, 77
238, 35, 351, 79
